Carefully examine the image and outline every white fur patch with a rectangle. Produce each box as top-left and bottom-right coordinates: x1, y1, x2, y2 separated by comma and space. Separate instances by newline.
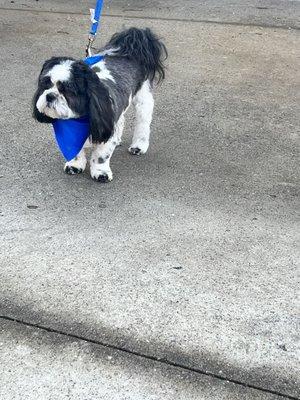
47, 60, 74, 83
94, 60, 115, 83
99, 48, 119, 57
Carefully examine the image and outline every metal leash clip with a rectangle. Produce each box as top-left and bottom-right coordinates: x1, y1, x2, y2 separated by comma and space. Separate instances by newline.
86, 1, 104, 57
86, 34, 95, 57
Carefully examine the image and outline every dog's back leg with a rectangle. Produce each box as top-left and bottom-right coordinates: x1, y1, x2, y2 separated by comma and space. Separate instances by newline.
129, 80, 154, 155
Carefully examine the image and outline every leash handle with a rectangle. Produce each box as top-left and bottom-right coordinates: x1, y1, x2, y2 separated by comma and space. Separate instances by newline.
86, 0, 104, 57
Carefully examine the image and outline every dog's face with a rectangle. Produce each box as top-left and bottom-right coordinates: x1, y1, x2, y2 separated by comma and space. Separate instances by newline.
34, 57, 84, 120
33, 57, 115, 143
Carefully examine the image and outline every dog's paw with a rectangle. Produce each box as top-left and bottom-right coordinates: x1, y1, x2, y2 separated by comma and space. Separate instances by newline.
129, 146, 149, 156
64, 156, 87, 175
93, 173, 112, 183
90, 167, 113, 183
64, 166, 83, 175
128, 141, 149, 156
128, 147, 142, 155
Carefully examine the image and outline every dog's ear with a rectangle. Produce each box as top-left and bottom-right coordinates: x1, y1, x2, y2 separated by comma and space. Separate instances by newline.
74, 61, 115, 143
88, 78, 115, 143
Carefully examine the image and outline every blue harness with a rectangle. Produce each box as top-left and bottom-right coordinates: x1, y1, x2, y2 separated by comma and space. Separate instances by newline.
53, 0, 105, 161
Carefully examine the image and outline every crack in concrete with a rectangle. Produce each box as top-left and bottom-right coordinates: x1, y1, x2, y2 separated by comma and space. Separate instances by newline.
0, 7, 299, 31
0, 315, 298, 400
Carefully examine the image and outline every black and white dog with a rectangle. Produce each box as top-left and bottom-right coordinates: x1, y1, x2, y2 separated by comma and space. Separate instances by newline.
33, 28, 167, 182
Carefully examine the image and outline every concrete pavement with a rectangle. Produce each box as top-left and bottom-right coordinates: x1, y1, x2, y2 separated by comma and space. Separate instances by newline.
0, 318, 285, 400
1, 0, 300, 29
0, 1, 299, 399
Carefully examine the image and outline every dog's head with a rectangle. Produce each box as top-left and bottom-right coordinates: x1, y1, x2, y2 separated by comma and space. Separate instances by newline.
33, 57, 114, 142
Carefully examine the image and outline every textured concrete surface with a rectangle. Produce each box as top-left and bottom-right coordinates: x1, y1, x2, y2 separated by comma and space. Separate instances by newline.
0, 1, 299, 399
1, 0, 300, 29
0, 319, 283, 400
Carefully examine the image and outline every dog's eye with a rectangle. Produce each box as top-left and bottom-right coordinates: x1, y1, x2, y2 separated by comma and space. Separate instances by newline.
57, 81, 75, 95
57, 81, 65, 91
41, 76, 52, 88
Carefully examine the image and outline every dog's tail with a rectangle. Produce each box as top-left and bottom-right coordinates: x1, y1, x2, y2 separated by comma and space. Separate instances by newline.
106, 27, 167, 83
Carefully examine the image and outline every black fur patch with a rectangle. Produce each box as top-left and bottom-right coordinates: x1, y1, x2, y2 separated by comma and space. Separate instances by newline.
65, 166, 83, 175
98, 156, 108, 164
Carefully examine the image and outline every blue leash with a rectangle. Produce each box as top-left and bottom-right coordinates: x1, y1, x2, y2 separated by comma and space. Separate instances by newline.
86, 0, 104, 57
90, 0, 104, 36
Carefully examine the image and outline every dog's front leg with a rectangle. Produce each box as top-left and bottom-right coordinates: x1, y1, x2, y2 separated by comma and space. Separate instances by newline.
64, 147, 87, 175
90, 114, 125, 183
90, 142, 114, 182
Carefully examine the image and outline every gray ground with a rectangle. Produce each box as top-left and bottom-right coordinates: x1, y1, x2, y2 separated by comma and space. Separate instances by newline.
0, 319, 284, 400
0, 1, 299, 399
2, 0, 300, 29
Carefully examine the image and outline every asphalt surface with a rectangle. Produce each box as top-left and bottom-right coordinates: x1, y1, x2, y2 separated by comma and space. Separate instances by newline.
0, 1, 299, 399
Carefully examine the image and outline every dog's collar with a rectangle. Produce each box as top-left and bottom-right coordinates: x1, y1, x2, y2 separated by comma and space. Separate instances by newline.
84, 54, 104, 66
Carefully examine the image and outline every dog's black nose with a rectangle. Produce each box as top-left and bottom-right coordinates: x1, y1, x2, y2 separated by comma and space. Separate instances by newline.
46, 93, 56, 103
